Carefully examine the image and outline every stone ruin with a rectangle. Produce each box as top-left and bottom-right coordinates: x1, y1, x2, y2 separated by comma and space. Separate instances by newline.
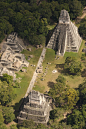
17, 90, 52, 124
0, 32, 29, 80
47, 10, 82, 56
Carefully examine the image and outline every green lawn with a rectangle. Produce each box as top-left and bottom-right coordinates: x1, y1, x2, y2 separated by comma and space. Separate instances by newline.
11, 47, 42, 111
12, 39, 86, 110
33, 40, 85, 93
47, 24, 56, 30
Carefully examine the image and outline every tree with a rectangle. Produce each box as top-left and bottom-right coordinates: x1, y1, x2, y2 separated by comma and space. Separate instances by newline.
2, 106, 15, 123
64, 56, 82, 75
38, 1, 52, 23
0, 106, 7, 129
79, 21, 86, 40
48, 76, 67, 99
64, 88, 79, 109
69, 0, 83, 19
56, 75, 66, 85
55, 88, 79, 110
36, 124, 48, 129
10, 124, 18, 129
50, 122, 72, 129
0, 80, 16, 105
38, 35, 46, 45
48, 81, 66, 99
50, 1, 60, 22
81, 104, 86, 120
0, 124, 7, 129
50, 108, 64, 120
19, 120, 36, 129
0, 18, 14, 34
67, 109, 85, 129
2, 74, 13, 84
79, 81, 86, 104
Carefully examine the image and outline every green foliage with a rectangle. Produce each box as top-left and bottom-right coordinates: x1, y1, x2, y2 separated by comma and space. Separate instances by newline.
0, 0, 84, 44
64, 88, 79, 109
19, 120, 36, 129
69, 0, 83, 19
49, 75, 66, 98
67, 109, 85, 129
36, 124, 48, 129
2, 74, 13, 84
49, 81, 65, 99
50, 122, 72, 129
0, 80, 16, 105
79, 20, 86, 40
56, 75, 66, 85
10, 124, 18, 129
64, 56, 82, 75
81, 54, 86, 61
55, 88, 79, 109
81, 104, 86, 119
38, 35, 46, 45
49, 75, 79, 109
0, 124, 7, 129
79, 81, 86, 104
78, 0, 86, 6
0, 106, 7, 129
2, 106, 15, 123
0, 109, 4, 124
50, 108, 64, 120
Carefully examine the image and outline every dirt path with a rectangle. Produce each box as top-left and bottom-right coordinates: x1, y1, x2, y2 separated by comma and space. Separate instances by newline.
6, 121, 17, 128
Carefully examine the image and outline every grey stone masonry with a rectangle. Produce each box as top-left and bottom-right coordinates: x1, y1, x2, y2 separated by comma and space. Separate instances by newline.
0, 33, 29, 80
47, 10, 82, 56
17, 90, 51, 124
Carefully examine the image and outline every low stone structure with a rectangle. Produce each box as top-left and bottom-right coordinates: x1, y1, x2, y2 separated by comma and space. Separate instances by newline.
47, 10, 82, 56
17, 90, 51, 124
36, 44, 43, 49
36, 65, 43, 73
0, 33, 29, 80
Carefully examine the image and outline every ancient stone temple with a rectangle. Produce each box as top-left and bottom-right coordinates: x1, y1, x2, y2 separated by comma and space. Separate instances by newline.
17, 90, 51, 124
0, 33, 29, 80
47, 10, 82, 56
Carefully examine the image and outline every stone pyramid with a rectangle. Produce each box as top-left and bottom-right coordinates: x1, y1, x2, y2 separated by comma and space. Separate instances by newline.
17, 90, 51, 124
47, 10, 82, 56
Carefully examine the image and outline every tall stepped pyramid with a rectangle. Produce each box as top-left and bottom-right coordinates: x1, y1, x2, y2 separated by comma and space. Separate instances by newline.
17, 90, 51, 124
47, 10, 82, 56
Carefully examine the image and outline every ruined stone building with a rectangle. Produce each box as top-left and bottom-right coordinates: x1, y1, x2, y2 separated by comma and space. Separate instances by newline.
47, 10, 82, 56
0, 33, 29, 80
17, 90, 51, 124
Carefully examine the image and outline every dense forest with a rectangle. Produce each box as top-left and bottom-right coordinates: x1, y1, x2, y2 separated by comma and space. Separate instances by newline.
0, 0, 84, 44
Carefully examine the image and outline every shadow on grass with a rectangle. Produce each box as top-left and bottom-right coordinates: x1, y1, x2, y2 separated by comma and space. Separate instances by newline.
55, 64, 64, 73
13, 98, 24, 118
81, 69, 86, 77
55, 64, 64, 69
47, 81, 55, 88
